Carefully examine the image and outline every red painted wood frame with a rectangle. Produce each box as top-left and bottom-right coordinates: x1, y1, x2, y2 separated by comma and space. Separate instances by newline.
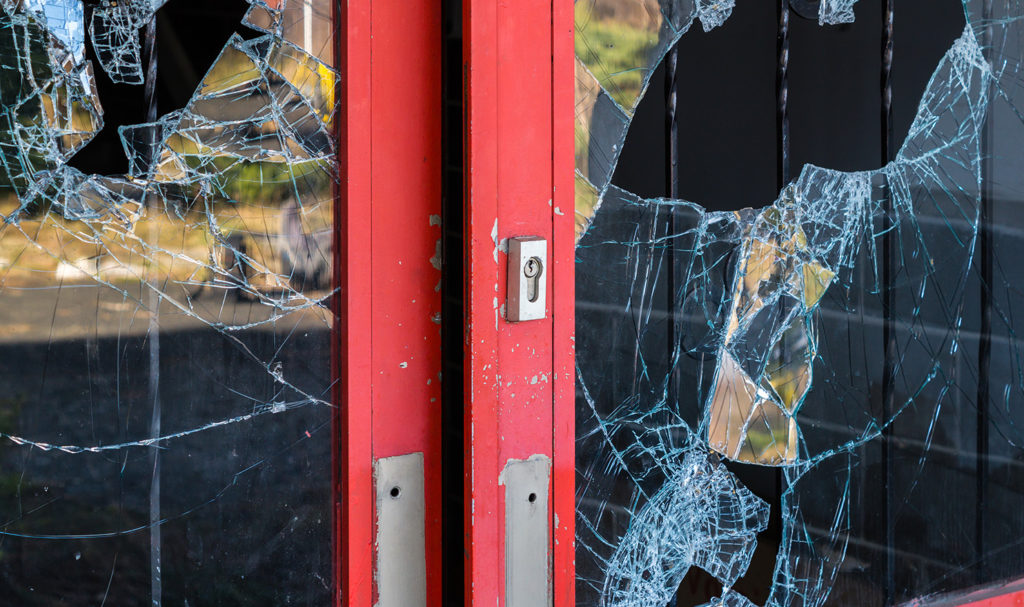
907, 579, 1024, 607
336, 0, 443, 605
462, 1, 575, 606
959, 592, 1024, 607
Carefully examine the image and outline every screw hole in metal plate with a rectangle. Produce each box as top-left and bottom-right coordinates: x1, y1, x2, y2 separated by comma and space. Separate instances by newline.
390, 486, 401, 499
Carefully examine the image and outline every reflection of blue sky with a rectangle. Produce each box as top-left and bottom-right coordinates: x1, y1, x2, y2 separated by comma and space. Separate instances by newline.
24, 0, 85, 61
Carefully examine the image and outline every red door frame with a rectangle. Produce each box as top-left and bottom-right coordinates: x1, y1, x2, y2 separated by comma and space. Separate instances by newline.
335, 0, 573, 604
336, 0, 443, 605
462, 1, 575, 605
908, 579, 1024, 607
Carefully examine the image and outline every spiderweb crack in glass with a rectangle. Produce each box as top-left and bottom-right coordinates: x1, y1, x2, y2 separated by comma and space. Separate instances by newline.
600, 451, 769, 607
0, 3, 337, 600
575, 0, 1024, 605
0, 0, 337, 442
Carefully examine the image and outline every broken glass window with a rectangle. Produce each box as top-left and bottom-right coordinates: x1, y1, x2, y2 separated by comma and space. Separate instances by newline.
0, 0, 337, 603
576, 1, 1024, 605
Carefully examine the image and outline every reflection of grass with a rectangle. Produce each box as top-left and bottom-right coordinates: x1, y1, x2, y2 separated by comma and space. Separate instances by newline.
189, 158, 333, 206
744, 428, 781, 460
575, 4, 659, 110
768, 364, 805, 410
738, 407, 794, 464
0, 188, 332, 289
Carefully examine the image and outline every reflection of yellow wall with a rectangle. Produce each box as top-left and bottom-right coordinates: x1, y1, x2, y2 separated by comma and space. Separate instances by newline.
317, 62, 335, 119
574, 172, 599, 240
575, 58, 595, 180
706, 351, 801, 465
707, 197, 834, 465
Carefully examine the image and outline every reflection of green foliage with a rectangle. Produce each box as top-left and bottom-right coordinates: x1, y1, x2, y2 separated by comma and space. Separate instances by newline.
575, 7, 658, 110
0, 14, 52, 190
744, 428, 778, 458
0, 12, 100, 191
185, 157, 333, 205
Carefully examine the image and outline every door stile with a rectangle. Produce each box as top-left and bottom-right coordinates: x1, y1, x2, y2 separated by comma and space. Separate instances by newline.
338, 1, 444, 605
337, 0, 373, 603
462, 0, 575, 605
551, 0, 576, 605
462, 0, 501, 600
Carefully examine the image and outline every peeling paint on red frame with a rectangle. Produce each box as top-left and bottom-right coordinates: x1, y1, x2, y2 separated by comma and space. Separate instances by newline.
463, 0, 575, 605
337, 0, 443, 605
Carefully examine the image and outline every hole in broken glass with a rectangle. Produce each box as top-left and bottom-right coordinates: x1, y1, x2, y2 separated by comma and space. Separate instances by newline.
610, 0, 964, 211
68, 1, 255, 176
600, 0, 964, 467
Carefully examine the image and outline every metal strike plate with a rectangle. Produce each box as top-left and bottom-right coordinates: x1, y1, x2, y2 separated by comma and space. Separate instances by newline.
506, 236, 547, 322
374, 453, 426, 607
501, 455, 552, 607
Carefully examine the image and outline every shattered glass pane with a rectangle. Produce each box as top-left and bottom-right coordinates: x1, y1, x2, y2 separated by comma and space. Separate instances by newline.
576, 1, 1024, 605
0, 0, 336, 602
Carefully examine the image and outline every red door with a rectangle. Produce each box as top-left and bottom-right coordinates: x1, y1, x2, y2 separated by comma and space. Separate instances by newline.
338, 0, 577, 604
461, 1, 576, 606
337, 0, 443, 605
0, 0, 574, 604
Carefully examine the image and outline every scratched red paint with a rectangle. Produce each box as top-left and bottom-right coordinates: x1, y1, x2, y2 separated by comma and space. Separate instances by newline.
463, 0, 574, 605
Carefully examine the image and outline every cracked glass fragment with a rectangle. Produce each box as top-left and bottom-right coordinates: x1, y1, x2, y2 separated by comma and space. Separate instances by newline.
19, 0, 85, 61
817, 0, 859, 25
695, 0, 734, 32
576, 0, 1024, 605
88, 0, 170, 84
601, 451, 769, 607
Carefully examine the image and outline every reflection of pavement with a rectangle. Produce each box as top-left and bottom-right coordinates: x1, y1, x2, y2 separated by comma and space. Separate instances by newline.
0, 283, 332, 343
0, 317, 332, 604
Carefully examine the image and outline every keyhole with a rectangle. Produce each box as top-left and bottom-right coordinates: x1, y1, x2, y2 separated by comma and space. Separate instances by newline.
524, 257, 543, 303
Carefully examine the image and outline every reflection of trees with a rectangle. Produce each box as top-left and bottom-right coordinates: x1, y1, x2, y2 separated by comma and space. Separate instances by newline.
574, 1, 664, 237
574, 0, 661, 109
0, 12, 52, 107
0, 12, 101, 192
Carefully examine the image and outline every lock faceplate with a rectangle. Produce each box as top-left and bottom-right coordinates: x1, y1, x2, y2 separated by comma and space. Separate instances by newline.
506, 236, 547, 322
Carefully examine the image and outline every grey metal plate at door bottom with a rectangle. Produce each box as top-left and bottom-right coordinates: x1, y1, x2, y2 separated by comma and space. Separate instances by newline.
374, 452, 426, 607
502, 454, 552, 607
